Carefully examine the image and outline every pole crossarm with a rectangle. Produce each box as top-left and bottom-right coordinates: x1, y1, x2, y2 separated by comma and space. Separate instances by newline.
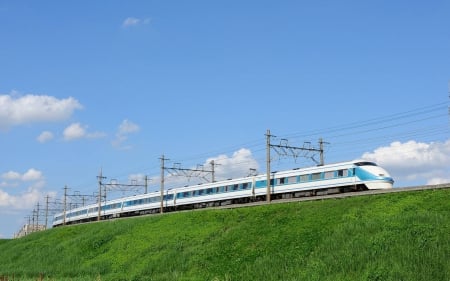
269, 138, 328, 166
164, 164, 214, 183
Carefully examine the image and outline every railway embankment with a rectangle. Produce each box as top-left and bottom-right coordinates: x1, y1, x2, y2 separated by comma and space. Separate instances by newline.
0, 187, 449, 281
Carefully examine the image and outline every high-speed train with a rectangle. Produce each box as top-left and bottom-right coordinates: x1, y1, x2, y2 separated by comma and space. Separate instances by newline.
53, 160, 393, 227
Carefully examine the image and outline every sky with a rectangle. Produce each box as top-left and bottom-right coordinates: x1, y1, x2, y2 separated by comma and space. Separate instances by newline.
1, 1, 449, 238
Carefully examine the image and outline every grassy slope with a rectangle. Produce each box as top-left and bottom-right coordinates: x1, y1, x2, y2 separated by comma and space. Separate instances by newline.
0, 189, 449, 281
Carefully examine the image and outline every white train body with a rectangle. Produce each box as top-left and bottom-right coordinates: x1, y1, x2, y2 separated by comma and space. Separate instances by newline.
53, 160, 393, 227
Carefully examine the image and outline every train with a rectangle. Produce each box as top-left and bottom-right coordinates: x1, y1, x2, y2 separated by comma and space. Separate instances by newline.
53, 160, 394, 227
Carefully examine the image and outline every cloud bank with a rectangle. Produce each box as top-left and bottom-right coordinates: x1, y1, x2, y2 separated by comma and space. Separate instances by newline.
362, 139, 450, 186
0, 169, 46, 210
0, 93, 83, 130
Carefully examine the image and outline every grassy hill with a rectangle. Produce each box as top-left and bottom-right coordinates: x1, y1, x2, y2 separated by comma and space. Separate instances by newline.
0, 188, 449, 281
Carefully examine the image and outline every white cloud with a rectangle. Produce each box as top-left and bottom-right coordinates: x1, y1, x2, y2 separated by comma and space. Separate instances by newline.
0, 181, 13, 188
0, 188, 42, 210
22, 168, 44, 182
1, 169, 44, 183
112, 119, 140, 149
0, 93, 82, 130
362, 139, 450, 186
206, 148, 260, 181
1, 171, 21, 181
123, 17, 140, 27
0, 168, 46, 210
63, 123, 86, 141
63, 123, 106, 141
118, 119, 140, 135
37, 131, 54, 143
122, 17, 151, 28
63, 123, 86, 140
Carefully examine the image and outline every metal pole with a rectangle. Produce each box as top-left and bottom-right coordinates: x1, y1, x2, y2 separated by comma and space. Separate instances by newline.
97, 169, 105, 221
32, 209, 36, 232
210, 160, 215, 183
45, 195, 49, 229
266, 129, 271, 202
144, 175, 148, 194
63, 185, 67, 225
160, 155, 166, 213
319, 138, 324, 166
36, 202, 40, 230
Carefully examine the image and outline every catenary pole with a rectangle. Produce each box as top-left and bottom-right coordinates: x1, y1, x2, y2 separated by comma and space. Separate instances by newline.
63, 185, 67, 225
97, 169, 106, 222
266, 129, 271, 202
160, 155, 169, 213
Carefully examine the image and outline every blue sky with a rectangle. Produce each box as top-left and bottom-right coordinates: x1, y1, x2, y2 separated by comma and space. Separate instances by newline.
1, 1, 449, 238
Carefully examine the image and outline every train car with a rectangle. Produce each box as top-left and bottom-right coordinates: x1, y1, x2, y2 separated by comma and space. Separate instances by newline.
53, 160, 393, 227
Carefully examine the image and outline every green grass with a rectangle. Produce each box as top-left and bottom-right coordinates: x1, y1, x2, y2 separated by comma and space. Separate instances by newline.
0, 188, 449, 281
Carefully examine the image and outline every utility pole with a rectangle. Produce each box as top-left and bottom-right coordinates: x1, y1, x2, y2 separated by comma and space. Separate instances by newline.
266, 129, 273, 202
45, 195, 50, 229
97, 169, 106, 221
36, 202, 40, 230
319, 138, 325, 166
144, 175, 148, 194
63, 185, 68, 225
32, 209, 36, 230
210, 160, 215, 183
160, 155, 169, 213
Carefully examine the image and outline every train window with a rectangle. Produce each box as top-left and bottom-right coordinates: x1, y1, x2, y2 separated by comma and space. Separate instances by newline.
199, 189, 204, 195
337, 169, 348, 177
311, 173, 322, 180
287, 176, 297, 184
278, 178, 285, 185
233, 184, 239, 191
300, 175, 309, 182
242, 182, 249, 189
355, 162, 377, 166
324, 171, 334, 179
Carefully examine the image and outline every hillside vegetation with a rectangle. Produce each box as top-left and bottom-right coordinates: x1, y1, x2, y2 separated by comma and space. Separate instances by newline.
0, 188, 449, 281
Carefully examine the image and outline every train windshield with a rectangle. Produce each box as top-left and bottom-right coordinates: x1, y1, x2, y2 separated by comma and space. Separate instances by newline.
355, 162, 377, 166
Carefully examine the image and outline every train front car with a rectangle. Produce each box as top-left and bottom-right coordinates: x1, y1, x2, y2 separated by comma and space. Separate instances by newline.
353, 161, 394, 190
